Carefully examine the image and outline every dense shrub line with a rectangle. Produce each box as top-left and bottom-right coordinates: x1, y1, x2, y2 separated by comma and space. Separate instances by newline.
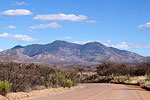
80, 61, 150, 90
0, 62, 78, 95
96, 61, 150, 76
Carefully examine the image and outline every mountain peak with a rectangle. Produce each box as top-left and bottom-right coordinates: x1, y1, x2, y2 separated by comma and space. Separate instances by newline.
49, 40, 78, 47
84, 41, 105, 47
53, 40, 70, 43
51, 40, 71, 44
53, 40, 66, 42
12, 45, 24, 49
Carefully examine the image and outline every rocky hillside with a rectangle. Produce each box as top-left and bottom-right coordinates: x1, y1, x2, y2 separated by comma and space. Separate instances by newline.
0, 40, 146, 65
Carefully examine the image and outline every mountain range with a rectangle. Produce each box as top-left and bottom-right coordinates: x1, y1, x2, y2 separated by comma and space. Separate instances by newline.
0, 40, 147, 66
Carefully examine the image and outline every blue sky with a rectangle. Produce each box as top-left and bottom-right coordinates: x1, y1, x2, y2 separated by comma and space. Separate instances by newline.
0, 0, 150, 56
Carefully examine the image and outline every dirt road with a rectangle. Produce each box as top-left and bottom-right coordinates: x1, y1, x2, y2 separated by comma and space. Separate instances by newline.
23, 83, 150, 100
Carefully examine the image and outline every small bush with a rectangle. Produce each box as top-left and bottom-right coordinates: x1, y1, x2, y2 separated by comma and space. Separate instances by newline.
65, 79, 73, 88
45, 81, 51, 88
0, 80, 11, 96
45, 72, 74, 88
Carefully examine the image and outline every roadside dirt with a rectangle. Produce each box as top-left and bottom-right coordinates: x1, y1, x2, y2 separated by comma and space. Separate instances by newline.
0, 86, 80, 100
22, 83, 150, 100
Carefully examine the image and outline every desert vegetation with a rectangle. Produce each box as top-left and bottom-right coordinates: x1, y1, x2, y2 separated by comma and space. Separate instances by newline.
0, 61, 79, 96
80, 61, 150, 90
0, 80, 11, 96
0, 59, 150, 96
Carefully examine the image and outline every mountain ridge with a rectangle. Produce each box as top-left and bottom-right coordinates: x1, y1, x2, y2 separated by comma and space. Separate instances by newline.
0, 40, 147, 66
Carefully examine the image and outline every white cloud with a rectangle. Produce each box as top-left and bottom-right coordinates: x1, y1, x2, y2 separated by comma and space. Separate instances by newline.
13, 2, 27, 5
33, 14, 88, 22
6, 25, 17, 29
30, 22, 62, 29
14, 34, 36, 41
138, 22, 150, 29
102, 40, 111, 46
0, 49, 3, 52
0, 9, 32, 16
112, 42, 150, 49
0, 33, 9, 37
0, 33, 36, 41
112, 42, 129, 49
86, 20, 97, 24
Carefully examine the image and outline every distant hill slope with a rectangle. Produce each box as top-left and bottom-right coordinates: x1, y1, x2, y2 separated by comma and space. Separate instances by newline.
0, 40, 146, 65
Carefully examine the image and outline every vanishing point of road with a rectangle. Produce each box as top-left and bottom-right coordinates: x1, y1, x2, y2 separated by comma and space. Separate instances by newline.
23, 83, 150, 100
